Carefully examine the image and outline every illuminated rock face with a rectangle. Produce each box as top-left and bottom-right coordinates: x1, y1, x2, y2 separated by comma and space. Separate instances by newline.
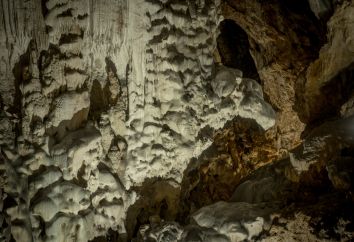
1, 0, 354, 241
0, 0, 275, 241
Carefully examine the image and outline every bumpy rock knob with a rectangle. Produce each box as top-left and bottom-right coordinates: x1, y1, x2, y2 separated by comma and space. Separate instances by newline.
211, 66, 243, 98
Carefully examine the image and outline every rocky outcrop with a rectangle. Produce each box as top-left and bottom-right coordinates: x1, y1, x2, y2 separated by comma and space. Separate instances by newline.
221, 0, 325, 151
178, 116, 278, 218
305, 1, 354, 123
140, 115, 354, 241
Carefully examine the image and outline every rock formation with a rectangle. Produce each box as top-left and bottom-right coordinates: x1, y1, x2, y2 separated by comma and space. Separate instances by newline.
0, 0, 353, 241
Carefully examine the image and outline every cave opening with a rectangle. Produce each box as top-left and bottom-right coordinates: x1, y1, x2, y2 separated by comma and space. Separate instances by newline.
217, 19, 261, 83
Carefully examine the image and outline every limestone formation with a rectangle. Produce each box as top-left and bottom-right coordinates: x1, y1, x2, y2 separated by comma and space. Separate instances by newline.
1, 0, 354, 241
0, 0, 275, 241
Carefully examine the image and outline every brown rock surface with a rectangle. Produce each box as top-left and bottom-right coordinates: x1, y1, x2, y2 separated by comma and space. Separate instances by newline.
221, 0, 326, 150
178, 117, 278, 218
305, 1, 354, 123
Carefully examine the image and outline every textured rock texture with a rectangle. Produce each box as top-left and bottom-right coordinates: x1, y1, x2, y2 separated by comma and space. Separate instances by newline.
1, 0, 354, 241
0, 0, 275, 241
221, 0, 326, 151
305, 0, 354, 123
141, 116, 354, 241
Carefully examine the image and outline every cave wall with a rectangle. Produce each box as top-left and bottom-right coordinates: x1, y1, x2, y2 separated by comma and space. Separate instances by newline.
1, 0, 354, 241
222, 0, 326, 150
0, 0, 275, 241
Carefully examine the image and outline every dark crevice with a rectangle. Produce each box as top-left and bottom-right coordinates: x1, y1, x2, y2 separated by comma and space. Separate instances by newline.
29, 178, 64, 208
28, 165, 61, 184
300, 65, 354, 138
57, 8, 73, 18
77, 13, 89, 20
217, 19, 260, 82
10, 40, 37, 146
45, 25, 53, 34
125, 179, 181, 241
88, 79, 110, 121
148, 27, 170, 44
71, 163, 88, 188
88, 228, 120, 242
277, 0, 327, 54
38, 216, 46, 239
58, 31, 84, 46
3, 196, 18, 211
41, 0, 49, 18
38, 44, 61, 86
64, 66, 86, 75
